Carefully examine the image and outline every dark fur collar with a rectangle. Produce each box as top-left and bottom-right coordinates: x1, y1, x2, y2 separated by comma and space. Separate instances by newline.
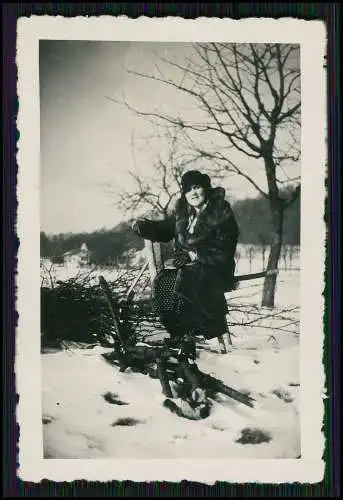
174, 187, 232, 248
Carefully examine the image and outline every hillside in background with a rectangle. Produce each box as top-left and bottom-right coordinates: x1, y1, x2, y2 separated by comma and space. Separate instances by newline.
41, 193, 300, 265
233, 193, 300, 246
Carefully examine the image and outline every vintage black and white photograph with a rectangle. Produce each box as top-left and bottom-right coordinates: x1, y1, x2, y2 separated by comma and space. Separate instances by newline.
16, 16, 326, 483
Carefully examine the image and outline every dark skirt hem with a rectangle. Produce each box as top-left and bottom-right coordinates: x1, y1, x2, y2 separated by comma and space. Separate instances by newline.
152, 269, 228, 340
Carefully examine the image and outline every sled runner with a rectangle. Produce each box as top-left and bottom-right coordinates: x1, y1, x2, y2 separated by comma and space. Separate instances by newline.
100, 332, 256, 418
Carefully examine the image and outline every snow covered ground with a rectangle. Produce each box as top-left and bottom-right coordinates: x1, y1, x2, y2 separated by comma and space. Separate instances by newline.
41, 261, 300, 460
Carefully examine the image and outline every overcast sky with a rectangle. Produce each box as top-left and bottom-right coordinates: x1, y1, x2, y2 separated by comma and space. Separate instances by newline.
40, 41, 300, 235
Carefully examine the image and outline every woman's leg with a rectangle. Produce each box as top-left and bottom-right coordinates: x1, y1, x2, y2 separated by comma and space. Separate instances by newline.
151, 269, 200, 358
159, 312, 180, 339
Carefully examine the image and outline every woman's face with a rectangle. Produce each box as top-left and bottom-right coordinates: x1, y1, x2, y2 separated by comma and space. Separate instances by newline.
185, 184, 206, 209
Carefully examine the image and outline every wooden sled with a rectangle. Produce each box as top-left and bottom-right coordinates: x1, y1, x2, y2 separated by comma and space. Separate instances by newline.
98, 273, 256, 418
97, 241, 277, 419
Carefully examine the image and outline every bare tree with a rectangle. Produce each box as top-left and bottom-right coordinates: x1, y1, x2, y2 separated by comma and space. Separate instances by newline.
107, 43, 301, 307
105, 125, 196, 220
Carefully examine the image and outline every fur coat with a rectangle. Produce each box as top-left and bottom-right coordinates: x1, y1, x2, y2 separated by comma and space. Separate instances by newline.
134, 187, 239, 326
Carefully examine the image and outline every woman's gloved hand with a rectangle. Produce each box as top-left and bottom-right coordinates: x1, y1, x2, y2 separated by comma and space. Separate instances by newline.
172, 250, 192, 269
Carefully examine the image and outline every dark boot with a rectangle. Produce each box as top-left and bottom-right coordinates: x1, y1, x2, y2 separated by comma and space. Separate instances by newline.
177, 334, 196, 362
164, 336, 181, 351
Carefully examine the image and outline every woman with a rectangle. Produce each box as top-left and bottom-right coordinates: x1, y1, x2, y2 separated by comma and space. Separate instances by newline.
132, 170, 239, 359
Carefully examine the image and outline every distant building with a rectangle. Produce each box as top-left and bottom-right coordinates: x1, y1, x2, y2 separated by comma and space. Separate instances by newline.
63, 243, 91, 267
63, 249, 81, 266
80, 243, 90, 266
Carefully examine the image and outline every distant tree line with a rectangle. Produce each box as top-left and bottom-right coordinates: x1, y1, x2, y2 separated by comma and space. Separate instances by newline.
40, 221, 144, 266
41, 193, 300, 266
233, 190, 300, 247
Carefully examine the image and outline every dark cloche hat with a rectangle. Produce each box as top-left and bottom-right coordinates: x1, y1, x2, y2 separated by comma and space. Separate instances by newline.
181, 170, 212, 195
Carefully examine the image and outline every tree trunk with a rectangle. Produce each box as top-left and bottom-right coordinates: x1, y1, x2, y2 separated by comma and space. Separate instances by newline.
261, 206, 283, 307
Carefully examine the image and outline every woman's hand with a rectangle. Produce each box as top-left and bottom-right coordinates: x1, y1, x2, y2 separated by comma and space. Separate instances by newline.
173, 250, 192, 268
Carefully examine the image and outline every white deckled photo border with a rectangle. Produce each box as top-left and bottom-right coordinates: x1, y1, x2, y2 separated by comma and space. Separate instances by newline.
15, 15, 327, 484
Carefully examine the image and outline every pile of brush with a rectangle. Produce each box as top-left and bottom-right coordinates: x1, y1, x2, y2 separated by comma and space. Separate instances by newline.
40, 271, 155, 349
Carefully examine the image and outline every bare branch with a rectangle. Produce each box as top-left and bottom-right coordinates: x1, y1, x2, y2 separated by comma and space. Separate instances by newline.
104, 43, 301, 308
188, 146, 268, 198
